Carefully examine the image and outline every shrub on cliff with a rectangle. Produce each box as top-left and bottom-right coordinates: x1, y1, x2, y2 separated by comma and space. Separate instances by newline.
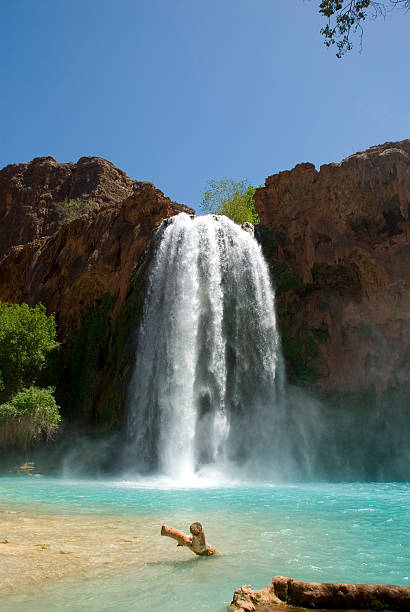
0, 386, 61, 450
200, 178, 259, 225
57, 197, 98, 226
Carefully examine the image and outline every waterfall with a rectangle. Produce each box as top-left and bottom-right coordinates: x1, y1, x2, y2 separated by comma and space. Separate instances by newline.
126, 213, 284, 482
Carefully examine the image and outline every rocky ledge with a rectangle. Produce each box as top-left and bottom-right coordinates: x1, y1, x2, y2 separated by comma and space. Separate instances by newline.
231, 576, 410, 611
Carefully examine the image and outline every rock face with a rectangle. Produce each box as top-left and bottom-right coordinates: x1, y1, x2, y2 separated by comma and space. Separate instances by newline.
0, 156, 193, 426
255, 140, 410, 401
1, 143, 409, 432
0, 156, 192, 336
0, 156, 135, 258
231, 576, 410, 611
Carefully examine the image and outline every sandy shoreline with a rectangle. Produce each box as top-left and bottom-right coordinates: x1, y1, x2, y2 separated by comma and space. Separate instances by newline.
0, 501, 190, 601
0, 503, 317, 612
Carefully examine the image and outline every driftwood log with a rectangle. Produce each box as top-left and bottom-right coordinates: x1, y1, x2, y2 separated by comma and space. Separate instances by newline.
161, 522, 219, 556
231, 576, 410, 611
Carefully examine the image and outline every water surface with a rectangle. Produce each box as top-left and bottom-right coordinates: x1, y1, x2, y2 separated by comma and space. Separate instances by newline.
0, 478, 409, 611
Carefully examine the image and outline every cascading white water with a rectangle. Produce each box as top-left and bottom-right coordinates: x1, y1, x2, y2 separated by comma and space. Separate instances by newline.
126, 213, 284, 482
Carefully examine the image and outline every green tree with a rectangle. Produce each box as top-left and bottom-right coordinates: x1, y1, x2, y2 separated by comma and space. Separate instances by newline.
0, 301, 61, 450
0, 301, 59, 396
200, 178, 259, 225
0, 386, 61, 450
318, 1, 409, 57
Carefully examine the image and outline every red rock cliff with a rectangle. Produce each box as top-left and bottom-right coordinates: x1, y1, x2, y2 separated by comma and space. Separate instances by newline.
0, 156, 193, 337
0, 157, 193, 426
0, 156, 136, 257
255, 140, 410, 399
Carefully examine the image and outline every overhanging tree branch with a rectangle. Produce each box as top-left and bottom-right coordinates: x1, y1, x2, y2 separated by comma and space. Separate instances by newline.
317, 1, 409, 57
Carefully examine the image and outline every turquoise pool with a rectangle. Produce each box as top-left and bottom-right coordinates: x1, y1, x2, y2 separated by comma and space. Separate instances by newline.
0, 478, 409, 611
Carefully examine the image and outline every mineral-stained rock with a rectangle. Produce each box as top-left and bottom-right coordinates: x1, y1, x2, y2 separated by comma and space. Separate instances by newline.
254, 140, 410, 400
0, 156, 193, 426
230, 576, 410, 611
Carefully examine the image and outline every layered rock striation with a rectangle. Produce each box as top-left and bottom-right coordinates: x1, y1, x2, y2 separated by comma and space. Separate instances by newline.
255, 140, 410, 402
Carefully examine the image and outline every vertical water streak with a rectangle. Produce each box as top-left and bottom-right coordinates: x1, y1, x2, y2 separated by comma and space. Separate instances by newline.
126, 213, 283, 480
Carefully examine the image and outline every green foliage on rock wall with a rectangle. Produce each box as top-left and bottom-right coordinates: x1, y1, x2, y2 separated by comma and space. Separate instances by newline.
256, 226, 302, 295
281, 330, 319, 385
53, 239, 154, 429
257, 226, 325, 387
268, 259, 303, 296
96, 272, 147, 426
55, 293, 117, 422
57, 198, 98, 226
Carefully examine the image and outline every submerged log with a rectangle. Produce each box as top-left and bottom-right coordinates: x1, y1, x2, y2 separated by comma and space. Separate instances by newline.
161, 522, 219, 556
230, 576, 410, 611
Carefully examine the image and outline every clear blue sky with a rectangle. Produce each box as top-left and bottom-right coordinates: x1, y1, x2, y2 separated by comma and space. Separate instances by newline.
1, 0, 409, 211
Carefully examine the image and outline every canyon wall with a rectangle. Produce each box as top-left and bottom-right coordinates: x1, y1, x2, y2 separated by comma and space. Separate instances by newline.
1, 142, 408, 431
0, 156, 193, 426
255, 139, 410, 407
